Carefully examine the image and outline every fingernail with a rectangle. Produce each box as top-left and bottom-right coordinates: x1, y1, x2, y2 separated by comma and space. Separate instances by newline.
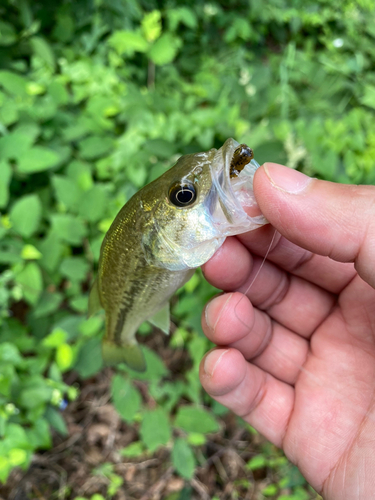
204, 349, 229, 377
264, 163, 312, 194
205, 293, 233, 332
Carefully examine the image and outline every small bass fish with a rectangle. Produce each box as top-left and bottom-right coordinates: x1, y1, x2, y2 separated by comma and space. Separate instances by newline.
89, 138, 267, 371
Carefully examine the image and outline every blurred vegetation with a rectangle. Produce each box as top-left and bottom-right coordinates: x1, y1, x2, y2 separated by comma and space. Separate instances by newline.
0, 0, 374, 497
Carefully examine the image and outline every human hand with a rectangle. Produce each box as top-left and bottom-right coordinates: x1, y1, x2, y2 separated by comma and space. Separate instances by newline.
200, 163, 375, 499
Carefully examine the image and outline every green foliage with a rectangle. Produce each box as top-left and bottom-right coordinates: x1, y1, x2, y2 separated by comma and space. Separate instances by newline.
93, 463, 123, 498
174, 405, 220, 434
140, 408, 171, 452
172, 438, 196, 479
0, 0, 374, 491
111, 374, 141, 422
9, 195, 42, 238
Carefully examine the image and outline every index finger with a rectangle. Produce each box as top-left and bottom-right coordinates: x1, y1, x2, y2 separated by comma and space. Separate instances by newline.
237, 224, 356, 294
253, 164, 375, 288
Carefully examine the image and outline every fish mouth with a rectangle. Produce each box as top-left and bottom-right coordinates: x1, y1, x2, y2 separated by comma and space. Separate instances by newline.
208, 138, 267, 236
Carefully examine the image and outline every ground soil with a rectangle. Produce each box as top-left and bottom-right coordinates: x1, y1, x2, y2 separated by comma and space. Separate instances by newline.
0, 332, 319, 500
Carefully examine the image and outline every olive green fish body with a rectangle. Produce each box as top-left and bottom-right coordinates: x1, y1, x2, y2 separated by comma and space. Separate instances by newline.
90, 139, 267, 371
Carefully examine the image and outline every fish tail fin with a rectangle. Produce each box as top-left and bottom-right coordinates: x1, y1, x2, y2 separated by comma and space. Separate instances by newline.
102, 338, 146, 373
88, 278, 102, 317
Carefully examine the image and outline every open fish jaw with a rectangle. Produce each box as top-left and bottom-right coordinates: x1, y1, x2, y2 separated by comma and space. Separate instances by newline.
209, 138, 268, 237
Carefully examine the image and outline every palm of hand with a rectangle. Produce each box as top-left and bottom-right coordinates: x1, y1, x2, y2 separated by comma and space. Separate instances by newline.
200, 228, 375, 499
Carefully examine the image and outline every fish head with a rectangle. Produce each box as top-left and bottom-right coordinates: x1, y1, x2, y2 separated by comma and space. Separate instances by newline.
141, 138, 267, 271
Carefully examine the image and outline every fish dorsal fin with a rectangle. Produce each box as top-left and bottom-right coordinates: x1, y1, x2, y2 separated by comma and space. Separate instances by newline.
149, 302, 170, 335
88, 278, 102, 317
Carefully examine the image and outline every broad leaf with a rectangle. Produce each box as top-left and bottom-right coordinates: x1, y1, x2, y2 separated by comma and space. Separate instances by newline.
17, 147, 60, 173
10, 195, 42, 238
111, 375, 141, 422
15, 262, 43, 305
174, 406, 220, 434
140, 408, 171, 452
0, 161, 12, 208
172, 438, 195, 479
149, 33, 181, 65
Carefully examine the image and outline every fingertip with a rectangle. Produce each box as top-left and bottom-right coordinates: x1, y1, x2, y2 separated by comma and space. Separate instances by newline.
202, 237, 253, 290
255, 165, 375, 278
199, 347, 247, 397
262, 163, 312, 195
200, 346, 295, 448
203, 347, 230, 377
202, 292, 254, 344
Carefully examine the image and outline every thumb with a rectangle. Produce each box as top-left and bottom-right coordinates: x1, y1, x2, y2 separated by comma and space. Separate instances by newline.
254, 163, 375, 288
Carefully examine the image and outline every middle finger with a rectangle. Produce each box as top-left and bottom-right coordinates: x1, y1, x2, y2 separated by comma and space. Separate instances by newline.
202, 292, 309, 385
203, 237, 336, 338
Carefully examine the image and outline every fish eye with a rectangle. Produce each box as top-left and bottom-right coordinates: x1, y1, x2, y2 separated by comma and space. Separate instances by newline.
168, 182, 197, 207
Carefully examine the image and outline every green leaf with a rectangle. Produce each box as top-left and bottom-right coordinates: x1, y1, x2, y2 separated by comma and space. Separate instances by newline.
186, 432, 206, 446
21, 244, 42, 260
66, 161, 93, 191
42, 328, 68, 348
0, 70, 27, 96
111, 374, 141, 423
0, 364, 15, 397
167, 7, 197, 31
0, 161, 12, 208
74, 338, 103, 378
120, 441, 145, 458
124, 346, 168, 381
0, 20, 17, 46
52, 175, 82, 210
50, 214, 87, 245
0, 342, 22, 364
56, 343, 74, 371
360, 85, 375, 110
9, 195, 42, 238
79, 136, 114, 160
33, 292, 63, 318
246, 455, 267, 471
78, 185, 108, 222
15, 262, 43, 305
52, 13, 74, 43
108, 30, 148, 56
48, 81, 69, 105
262, 483, 278, 496
27, 418, 51, 449
30, 36, 55, 69
19, 384, 53, 409
149, 33, 181, 65
0, 100, 18, 126
17, 146, 60, 173
79, 316, 103, 337
45, 407, 68, 436
172, 438, 196, 479
4, 423, 30, 449
141, 10, 162, 43
60, 257, 89, 282
140, 408, 171, 452
38, 232, 64, 271
8, 448, 28, 467
174, 406, 220, 434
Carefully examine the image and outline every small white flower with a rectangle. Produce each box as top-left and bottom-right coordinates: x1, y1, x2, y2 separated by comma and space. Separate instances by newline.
204, 4, 218, 16
333, 38, 344, 48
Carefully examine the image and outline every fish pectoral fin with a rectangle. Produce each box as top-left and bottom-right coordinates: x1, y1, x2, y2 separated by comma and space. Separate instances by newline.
102, 339, 146, 373
148, 302, 170, 335
88, 279, 102, 317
